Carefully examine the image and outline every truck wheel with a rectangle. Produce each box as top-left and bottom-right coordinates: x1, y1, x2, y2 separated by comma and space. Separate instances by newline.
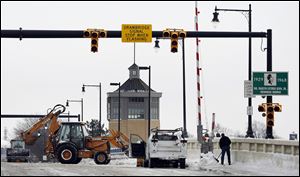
179, 158, 186, 169
56, 144, 78, 164
173, 161, 178, 168
149, 158, 155, 168
94, 152, 108, 165
143, 159, 149, 167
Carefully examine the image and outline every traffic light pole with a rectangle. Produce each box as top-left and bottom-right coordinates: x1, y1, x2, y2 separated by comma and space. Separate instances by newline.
266, 29, 273, 139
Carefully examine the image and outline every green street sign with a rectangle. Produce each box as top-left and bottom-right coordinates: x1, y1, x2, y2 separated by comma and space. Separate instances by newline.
252, 72, 288, 96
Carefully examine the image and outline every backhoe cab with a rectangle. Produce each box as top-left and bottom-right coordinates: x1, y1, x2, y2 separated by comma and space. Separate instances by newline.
53, 122, 111, 164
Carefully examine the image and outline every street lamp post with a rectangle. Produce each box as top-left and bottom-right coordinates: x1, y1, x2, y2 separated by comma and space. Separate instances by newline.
212, 4, 254, 138
182, 38, 187, 137
139, 66, 151, 138
82, 83, 102, 134
154, 37, 187, 137
66, 98, 84, 122
110, 82, 121, 133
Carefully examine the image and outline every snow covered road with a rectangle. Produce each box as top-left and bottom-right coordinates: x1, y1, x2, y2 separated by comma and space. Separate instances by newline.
1, 161, 223, 176
1, 152, 298, 176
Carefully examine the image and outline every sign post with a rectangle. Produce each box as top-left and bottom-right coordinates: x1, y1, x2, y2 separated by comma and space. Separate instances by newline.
252, 72, 288, 96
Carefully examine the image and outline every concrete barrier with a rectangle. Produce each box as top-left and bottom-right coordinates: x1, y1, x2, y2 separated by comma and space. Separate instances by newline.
187, 138, 299, 170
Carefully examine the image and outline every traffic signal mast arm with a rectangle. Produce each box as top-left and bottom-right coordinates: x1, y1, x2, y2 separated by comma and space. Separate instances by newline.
1, 29, 267, 39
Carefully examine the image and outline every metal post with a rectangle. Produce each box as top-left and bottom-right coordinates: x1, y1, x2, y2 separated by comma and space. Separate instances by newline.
118, 83, 121, 133
99, 82, 102, 135
148, 66, 151, 138
182, 38, 187, 137
214, 5, 254, 138
81, 98, 83, 122
266, 29, 273, 139
246, 4, 254, 138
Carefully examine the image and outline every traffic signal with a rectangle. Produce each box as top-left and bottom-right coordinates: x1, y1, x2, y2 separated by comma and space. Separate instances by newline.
258, 103, 267, 117
170, 31, 178, 53
91, 31, 99, 52
179, 30, 186, 38
97, 29, 107, 38
83, 30, 91, 38
266, 103, 274, 127
84, 29, 107, 53
162, 29, 171, 38
258, 103, 267, 112
274, 103, 282, 112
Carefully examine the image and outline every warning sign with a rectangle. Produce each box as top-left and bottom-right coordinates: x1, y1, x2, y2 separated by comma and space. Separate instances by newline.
122, 24, 152, 43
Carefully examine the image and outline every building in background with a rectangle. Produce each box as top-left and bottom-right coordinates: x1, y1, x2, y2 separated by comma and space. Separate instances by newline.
107, 63, 162, 141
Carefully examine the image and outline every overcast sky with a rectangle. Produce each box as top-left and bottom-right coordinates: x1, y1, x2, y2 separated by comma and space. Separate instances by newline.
1, 1, 299, 140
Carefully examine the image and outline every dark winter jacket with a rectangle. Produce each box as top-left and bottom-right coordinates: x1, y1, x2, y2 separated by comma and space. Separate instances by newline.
219, 135, 231, 149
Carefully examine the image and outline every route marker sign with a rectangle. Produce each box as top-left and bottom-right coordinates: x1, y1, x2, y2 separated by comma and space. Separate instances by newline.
252, 72, 288, 96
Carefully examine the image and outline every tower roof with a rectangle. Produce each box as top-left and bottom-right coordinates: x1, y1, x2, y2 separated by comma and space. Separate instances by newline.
128, 63, 139, 70
113, 78, 155, 92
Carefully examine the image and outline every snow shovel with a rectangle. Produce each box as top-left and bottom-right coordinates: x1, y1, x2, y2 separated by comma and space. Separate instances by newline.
213, 152, 222, 162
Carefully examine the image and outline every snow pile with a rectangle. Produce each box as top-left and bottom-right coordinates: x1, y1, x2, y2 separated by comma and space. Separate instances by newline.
186, 151, 220, 171
199, 152, 220, 166
186, 150, 299, 176
80, 153, 136, 167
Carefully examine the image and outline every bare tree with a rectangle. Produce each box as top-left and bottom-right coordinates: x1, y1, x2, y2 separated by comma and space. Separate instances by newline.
4, 127, 8, 140
252, 120, 266, 138
13, 118, 38, 138
252, 120, 278, 139
214, 123, 234, 136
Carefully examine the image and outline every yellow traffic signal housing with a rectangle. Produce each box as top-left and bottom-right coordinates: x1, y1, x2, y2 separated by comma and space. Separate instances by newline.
84, 29, 106, 53
258, 103, 267, 112
97, 29, 107, 38
266, 103, 274, 127
91, 31, 99, 53
83, 30, 91, 38
170, 31, 179, 53
84, 28, 96, 38
162, 29, 171, 38
179, 30, 186, 38
274, 103, 282, 112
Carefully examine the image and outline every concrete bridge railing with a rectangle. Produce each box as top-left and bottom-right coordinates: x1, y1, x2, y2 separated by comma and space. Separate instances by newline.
187, 138, 299, 156
187, 138, 299, 171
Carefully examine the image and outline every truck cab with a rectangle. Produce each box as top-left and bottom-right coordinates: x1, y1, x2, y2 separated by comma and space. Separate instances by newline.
6, 139, 30, 162
130, 128, 187, 168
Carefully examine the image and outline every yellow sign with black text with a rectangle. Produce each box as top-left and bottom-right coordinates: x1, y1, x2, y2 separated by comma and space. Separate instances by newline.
122, 24, 152, 42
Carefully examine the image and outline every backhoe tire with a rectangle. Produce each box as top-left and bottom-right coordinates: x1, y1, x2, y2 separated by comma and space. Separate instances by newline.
94, 152, 108, 165
56, 144, 78, 164
74, 157, 82, 164
104, 159, 111, 164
